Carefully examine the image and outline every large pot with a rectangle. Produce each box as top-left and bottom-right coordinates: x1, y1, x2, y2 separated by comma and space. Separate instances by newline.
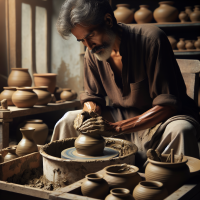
190, 5, 200, 22
134, 5, 153, 24
0, 87, 16, 106
33, 86, 51, 105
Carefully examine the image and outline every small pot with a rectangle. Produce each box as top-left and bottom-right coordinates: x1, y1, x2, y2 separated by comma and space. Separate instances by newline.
177, 38, 186, 50
0, 87, 16, 106
60, 88, 75, 101
81, 173, 109, 199
194, 36, 200, 49
179, 11, 189, 22
33, 86, 51, 105
167, 36, 177, 49
134, 5, 153, 24
185, 6, 192, 16
190, 5, 200, 22
185, 40, 195, 50
4, 147, 18, 162
105, 188, 134, 200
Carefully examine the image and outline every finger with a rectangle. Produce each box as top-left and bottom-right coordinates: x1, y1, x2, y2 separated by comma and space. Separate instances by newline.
79, 119, 105, 130
79, 124, 105, 131
81, 118, 97, 126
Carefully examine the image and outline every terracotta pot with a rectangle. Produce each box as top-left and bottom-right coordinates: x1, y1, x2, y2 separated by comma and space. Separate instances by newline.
81, 173, 109, 199
0, 154, 4, 163
167, 36, 177, 49
16, 127, 38, 156
75, 132, 105, 156
190, 5, 200, 22
145, 154, 190, 194
133, 181, 168, 200
194, 36, 200, 49
8, 68, 32, 87
103, 164, 142, 192
0, 87, 16, 106
60, 88, 75, 101
179, 11, 189, 22
134, 5, 153, 24
4, 147, 18, 162
33, 86, 51, 105
185, 6, 192, 16
177, 38, 186, 50
114, 4, 134, 24
153, 1, 178, 23
185, 40, 195, 49
33, 73, 57, 94
12, 87, 38, 108
105, 188, 134, 200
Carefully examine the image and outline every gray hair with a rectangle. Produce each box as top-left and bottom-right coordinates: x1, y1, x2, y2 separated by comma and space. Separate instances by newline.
56, 0, 117, 39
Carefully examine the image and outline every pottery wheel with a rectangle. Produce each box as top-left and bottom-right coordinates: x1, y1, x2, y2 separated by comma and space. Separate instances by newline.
61, 147, 119, 161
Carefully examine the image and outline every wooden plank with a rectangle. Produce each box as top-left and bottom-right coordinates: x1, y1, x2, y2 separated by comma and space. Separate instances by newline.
0, 121, 9, 149
176, 59, 200, 74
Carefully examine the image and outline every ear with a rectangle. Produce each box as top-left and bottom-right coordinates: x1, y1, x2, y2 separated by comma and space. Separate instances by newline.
104, 13, 113, 28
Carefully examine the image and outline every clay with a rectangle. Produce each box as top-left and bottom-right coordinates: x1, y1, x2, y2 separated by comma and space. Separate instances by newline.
134, 5, 153, 24
12, 87, 38, 108
167, 36, 177, 50
146, 149, 161, 161
185, 40, 195, 49
114, 4, 134, 24
4, 147, 18, 162
60, 88, 75, 101
194, 36, 200, 49
0, 154, 4, 163
0, 87, 16, 106
33, 73, 57, 94
0, 99, 8, 110
33, 86, 51, 105
105, 188, 134, 200
190, 5, 200, 22
8, 68, 32, 87
177, 38, 186, 50
16, 128, 38, 157
179, 11, 189, 22
81, 173, 109, 198
153, 1, 178, 23
133, 181, 168, 200
185, 6, 192, 16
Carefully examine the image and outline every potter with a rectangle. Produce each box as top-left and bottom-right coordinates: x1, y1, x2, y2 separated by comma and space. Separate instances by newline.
52, 0, 200, 169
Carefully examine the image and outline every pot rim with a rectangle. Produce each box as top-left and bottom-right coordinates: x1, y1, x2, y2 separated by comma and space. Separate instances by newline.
85, 173, 103, 180
139, 5, 149, 8
16, 87, 34, 91
62, 88, 71, 91
111, 188, 130, 196
25, 119, 43, 123
33, 86, 48, 90
116, 4, 130, 8
33, 73, 57, 77
3, 87, 17, 90
159, 1, 174, 5
20, 127, 35, 131
139, 181, 163, 189
10, 68, 29, 71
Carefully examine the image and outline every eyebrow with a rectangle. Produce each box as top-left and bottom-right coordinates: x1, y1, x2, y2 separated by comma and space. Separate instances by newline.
77, 31, 93, 42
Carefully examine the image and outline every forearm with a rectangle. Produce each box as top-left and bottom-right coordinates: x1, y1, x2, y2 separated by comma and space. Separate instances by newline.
83, 101, 101, 115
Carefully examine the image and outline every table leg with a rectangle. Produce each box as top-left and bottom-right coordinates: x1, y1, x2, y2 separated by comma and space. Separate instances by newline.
0, 119, 12, 149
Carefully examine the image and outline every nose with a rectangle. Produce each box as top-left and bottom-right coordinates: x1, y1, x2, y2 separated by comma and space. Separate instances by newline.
84, 39, 95, 50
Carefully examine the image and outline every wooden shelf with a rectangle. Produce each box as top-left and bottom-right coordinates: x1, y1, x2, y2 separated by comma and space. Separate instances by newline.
173, 50, 200, 56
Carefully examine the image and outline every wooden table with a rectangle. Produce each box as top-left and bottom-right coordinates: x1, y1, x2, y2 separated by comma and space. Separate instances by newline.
0, 100, 81, 149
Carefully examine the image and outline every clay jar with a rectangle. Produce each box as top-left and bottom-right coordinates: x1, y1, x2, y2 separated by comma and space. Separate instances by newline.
33, 73, 57, 94
16, 127, 38, 156
81, 173, 109, 199
179, 11, 189, 22
177, 38, 186, 50
153, 1, 178, 23
185, 40, 195, 49
185, 6, 192, 16
60, 88, 75, 101
145, 154, 190, 194
22, 119, 48, 145
12, 87, 38, 108
4, 147, 18, 162
105, 188, 134, 200
8, 68, 32, 87
133, 181, 168, 200
194, 36, 200, 49
33, 86, 51, 105
190, 5, 200, 22
114, 4, 134, 24
0, 87, 16, 106
134, 5, 153, 24
103, 164, 142, 192
167, 36, 177, 49
75, 132, 105, 156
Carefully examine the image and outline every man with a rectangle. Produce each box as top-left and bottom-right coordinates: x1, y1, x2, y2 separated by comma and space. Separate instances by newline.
52, 0, 200, 167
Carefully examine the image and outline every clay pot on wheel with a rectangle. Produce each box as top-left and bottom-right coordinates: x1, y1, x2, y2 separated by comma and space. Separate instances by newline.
0, 87, 16, 106
177, 38, 186, 50
134, 5, 153, 24
33, 86, 51, 105
185, 40, 195, 50
16, 127, 38, 156
81, 173, 109, 199
8, 68, 32, 87
167, 36, 177, 49
12, 87, 38, 108
114, 4, 134, 24
179, 11, 189, 22
185, 6, 192, 16
133, 181, 168, 200
103, 164, 142, 192
4, 147, 18, 162
194, 36, 200, 49
153, 1, 178, 23
60, 88, 75, 101
190, 5, 200, 22
105, 188, 134, 200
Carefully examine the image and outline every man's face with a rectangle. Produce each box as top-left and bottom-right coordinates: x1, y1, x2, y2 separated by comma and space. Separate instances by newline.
71, 24, 115, 61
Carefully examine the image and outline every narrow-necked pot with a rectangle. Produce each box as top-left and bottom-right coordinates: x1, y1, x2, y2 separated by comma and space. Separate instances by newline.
0, 87, 16, 106
194, 36, 200, 49
177, 38, 185, 50
179, 11, 189, 22
134, 5, 153, 24
185, 6, 192, 16
4, 147, 18, 162
105, 188, 134, 200
190, 5, 200, 22
60, 88, 75, 101
33, 86, 51, 105
185, 40, 195, 49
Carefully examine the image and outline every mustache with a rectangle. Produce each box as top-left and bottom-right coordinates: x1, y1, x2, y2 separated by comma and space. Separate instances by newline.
90, 43, 109, 54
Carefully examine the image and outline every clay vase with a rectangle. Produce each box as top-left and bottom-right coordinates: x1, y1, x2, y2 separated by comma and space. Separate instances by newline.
153, 1, 179, 23
22, 119, 48, 145
194, 36, 200, 49
185, 6, 192, 16
145, 154, 190, 194
177, 38, 186, 50
114, 4, 134, 24
185, 40, 195, 50
0, 87, 16, 106
4, 147, 18, 162
0, 154, 4, 163
16, 127, 38, 156
133, 181, 168, 200
167, 36, 177, 50
190, 5, 200, 22
33, 86, 51, 105
179, 11, 189, 22
134, 5, 153, 24
12, 87, 38, 108
75, 132, 105, 156
105, 188, 134, 200
8, 68, 32, 87
81, 173, 109, 199
60, 88, 75, 101
33, 73, 57, 94
103, 164, 142, 192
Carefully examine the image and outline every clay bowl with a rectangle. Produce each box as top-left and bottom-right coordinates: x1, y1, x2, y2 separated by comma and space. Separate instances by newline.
60, 88, 75, 101
0, 87, 16, 106
105, 188, 134, 200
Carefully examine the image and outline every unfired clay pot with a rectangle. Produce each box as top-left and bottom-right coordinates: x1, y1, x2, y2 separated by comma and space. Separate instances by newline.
33, 86, 51, 105
8, 68, 32, 87
133, 181, 168, 200
12, 87, 38, 108
0, 87, 16, 106
190, 5, 200, 22
105, 188, 134, 200
0, 154, 4, 163
16, 127, 38, 156
81, 173, 109, 199
185, 40, 195, 49
179, 11, 189, 22
75, 132, 105, 156
177, 38, 186, 50
153, 1, 178, 23
103, 164, 142, 192
33, 73, 57, 94
114, 4, 134, 24
194, 36, 200, 49
167, 36, 177, 49
134, 5, 153, 24
185, 6, 192, 16
145, 154, 190, 194
4, 147, 18, 162
60, 88, 75, 101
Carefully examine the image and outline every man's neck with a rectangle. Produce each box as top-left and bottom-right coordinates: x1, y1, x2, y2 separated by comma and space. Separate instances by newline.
111, 34, 121, 57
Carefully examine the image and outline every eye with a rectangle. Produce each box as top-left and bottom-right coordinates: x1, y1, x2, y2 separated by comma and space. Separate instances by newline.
88, 32, 95, 37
